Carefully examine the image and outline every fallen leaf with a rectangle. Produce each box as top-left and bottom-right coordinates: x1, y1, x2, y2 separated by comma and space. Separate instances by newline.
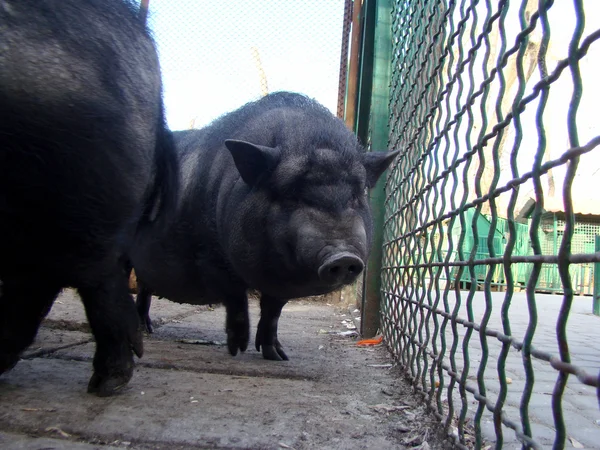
22, 407, 56, 412
45, 426, 71, 438
401, 434, 422, 446
570, 437, 584, 448
338, 330, 358, 337
369, 404, 411, 413
357, 336, 383, 346
177, 338, 223, 346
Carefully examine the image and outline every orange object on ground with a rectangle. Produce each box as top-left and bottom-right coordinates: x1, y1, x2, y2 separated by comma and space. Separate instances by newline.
356, 336, 383, 346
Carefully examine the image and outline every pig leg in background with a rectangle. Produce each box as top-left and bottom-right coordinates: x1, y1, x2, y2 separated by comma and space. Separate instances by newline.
255, 296, 288, 361
0, 280, 61, 373
224, 293, 250, 357
135, 286, 154, 334
122, 260, 154, 333
79, 271, 143, 397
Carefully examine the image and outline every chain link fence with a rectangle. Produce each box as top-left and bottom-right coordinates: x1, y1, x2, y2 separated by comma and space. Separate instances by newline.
379, 0, 600, 448
145, 0, 348, 130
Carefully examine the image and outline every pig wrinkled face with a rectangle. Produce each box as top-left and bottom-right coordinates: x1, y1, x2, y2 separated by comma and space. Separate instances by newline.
225, 139, 398, 298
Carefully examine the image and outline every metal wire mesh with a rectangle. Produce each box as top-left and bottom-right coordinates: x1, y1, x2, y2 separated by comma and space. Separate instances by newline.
379, 0, 600, 448
145, 0, 348, 130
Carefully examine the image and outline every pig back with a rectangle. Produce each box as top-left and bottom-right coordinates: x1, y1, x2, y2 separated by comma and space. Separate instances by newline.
0, 0, 167, 283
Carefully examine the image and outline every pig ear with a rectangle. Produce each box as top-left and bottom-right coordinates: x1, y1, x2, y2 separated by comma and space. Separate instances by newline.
224, 139, 280, 186
363, 150, 400, 188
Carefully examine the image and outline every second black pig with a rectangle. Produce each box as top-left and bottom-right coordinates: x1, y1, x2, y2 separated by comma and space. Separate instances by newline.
130, 92, 398, 360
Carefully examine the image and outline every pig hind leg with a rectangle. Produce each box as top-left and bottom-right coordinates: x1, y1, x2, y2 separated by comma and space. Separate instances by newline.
223, 293, 250, 357
78, 270, 143, 397
0, 279, 61, 374
135, 286, 154, 334
255, 295, 288, 361
121, 259, 154, 333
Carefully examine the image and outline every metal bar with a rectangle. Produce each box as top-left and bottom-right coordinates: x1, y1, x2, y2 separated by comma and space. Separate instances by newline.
376, 0, 600, 447
358, 0, 393, 338
384, 26, 600, 213
552, 2, 585, 447
381, 296, 600, 387
383, 135, 600, 242
594, 236, 600, 316
355, 0, 375, 143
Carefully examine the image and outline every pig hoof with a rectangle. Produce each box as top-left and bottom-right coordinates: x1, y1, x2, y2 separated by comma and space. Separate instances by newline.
226, 332, 249, 356
226, 315, 250, 356
261, 345, 289, 361
0, 353, 20, 374
141, 316, 153, 334
87, 371, 132, 397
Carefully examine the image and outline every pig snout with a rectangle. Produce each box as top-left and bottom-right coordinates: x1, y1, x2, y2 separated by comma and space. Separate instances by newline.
318, 252, 365, 284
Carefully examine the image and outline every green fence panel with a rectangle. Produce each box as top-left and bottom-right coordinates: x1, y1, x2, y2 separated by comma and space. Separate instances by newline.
377, 1, 600, 448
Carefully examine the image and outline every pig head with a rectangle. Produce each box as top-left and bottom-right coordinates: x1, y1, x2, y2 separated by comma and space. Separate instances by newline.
222, 137, 398, 299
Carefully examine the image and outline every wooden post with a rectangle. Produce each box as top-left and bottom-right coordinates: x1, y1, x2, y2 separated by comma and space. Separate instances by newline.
344, 0, 363, 130
139, 0, 150, 25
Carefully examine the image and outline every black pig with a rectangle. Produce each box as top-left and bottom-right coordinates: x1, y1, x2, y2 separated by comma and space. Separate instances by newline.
131, 92, 397, 360
0, 0, 177, 396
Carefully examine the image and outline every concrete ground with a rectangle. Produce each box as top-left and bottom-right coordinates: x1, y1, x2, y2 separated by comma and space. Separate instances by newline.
437, 292, 600, 448
0, 290, 446, 450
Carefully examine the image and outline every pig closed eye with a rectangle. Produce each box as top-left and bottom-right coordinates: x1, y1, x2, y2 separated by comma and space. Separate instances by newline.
350, 196, 364, 208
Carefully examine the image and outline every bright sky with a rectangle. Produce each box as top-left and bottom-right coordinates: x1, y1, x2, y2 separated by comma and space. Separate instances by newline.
145, 1, 599, 215
146, 0, 345, 131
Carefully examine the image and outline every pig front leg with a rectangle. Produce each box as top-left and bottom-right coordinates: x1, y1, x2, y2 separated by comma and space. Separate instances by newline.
223, 293, 250, 356
255, 295, 288, 361
0, 279, 60, 374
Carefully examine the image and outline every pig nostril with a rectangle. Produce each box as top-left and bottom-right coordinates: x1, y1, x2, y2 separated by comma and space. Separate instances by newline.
318, 253, 365, 283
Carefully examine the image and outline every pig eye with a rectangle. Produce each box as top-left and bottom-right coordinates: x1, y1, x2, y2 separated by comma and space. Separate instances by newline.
349, 195, 363, 208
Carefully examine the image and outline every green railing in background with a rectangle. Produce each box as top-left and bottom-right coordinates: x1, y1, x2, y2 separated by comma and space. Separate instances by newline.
368, 0, 600, 448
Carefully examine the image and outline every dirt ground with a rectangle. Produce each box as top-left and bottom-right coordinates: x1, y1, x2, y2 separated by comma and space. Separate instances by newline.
0, 289, 448, 449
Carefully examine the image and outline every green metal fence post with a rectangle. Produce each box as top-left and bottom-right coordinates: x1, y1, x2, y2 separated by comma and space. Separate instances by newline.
594, 236, 600, 316
355, 0, 393, 337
